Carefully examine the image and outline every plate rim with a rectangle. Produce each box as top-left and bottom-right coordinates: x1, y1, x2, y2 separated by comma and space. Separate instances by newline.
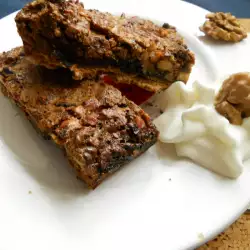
0, 1, 249, 250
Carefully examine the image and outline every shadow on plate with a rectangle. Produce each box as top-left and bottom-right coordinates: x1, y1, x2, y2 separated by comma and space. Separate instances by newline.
0, 94, 90, 199
197, 35, 234, 47
154, 141, 179, 163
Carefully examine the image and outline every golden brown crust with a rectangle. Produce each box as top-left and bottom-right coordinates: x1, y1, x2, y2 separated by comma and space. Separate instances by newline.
200, 12, 247, 42
26, 53, 171, 93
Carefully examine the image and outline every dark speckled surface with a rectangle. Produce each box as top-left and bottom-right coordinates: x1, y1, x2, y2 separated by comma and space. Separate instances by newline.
0, 0, 249, 19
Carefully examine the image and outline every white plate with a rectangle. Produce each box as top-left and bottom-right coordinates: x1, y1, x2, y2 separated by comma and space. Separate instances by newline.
0, 1, 250, 250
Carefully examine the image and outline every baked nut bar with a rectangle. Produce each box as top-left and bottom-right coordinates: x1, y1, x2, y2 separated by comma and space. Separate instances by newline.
0, 47, 158, 189
15, 0, 195, 85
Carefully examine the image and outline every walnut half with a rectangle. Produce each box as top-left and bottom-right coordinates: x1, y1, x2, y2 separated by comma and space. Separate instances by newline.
215, 72, 250, 125
200, 12, 247, 42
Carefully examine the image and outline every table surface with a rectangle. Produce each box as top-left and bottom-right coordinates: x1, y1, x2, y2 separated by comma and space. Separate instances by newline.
186, 0, 250, 18
198, 213, 250, 249
0, 1, 250, 249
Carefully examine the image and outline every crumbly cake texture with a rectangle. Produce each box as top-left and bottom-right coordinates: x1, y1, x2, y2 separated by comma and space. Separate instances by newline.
0, 47, 158, 189
15, 0, 195, 88
200, 12, 247, 42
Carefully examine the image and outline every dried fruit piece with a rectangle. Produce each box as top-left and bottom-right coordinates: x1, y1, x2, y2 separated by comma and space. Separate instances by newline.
200, 12, 247, 42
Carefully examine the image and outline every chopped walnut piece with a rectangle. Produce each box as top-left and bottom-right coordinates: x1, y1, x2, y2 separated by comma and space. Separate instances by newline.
215, 101, 242, 125
215, 72, 250, 125
200, 12, 247, 42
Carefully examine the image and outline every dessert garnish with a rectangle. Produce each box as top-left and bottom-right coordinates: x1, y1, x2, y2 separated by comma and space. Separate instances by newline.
215, 72, 250, 125
154, 79, 250, 179
200, 12, 247, 42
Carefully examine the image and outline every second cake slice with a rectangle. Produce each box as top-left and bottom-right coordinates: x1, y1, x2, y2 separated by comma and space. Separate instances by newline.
15, 0, 195, 91
0, 47, 158, 188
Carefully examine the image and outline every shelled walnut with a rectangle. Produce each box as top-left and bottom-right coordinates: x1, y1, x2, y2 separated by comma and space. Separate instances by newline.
200, 12, 247, 42
215, 72, 250, 125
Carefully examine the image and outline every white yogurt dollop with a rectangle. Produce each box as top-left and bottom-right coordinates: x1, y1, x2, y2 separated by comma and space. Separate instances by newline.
154, 80, 250, 178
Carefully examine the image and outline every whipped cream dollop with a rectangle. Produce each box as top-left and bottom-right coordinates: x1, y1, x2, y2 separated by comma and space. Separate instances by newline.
154, 80, 250, 178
